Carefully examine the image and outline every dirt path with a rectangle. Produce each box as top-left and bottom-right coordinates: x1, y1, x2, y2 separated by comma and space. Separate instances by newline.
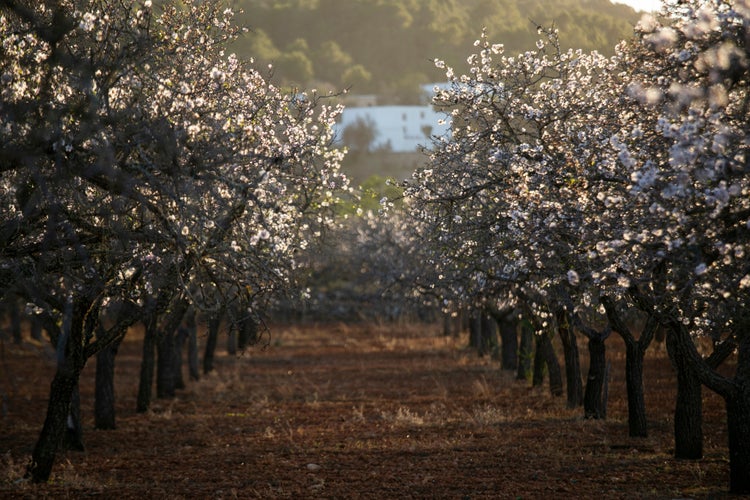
0, 323, 733, 498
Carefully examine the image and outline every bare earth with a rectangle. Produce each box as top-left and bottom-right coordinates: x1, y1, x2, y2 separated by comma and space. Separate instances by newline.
0, 323, 734, 499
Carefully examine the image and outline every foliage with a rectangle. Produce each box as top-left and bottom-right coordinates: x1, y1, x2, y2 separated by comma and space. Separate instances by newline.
287, 190, 427, 323
342, 115, 378, 153
232, 0, 641, 98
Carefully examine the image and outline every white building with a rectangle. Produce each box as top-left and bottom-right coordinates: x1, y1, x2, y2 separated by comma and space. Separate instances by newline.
334, 105, 451, 153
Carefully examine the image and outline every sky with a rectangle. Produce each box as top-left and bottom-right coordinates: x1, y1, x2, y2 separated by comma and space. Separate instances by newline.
612, 0, 663, 12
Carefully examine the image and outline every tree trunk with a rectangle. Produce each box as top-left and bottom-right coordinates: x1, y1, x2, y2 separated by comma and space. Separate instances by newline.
600, 297, 656, 437
533, 332, 546, 387
136, 323, 156, 413
724, 330, 750, 494
62, 384, 84, 451
517, 319, 533, 381
10, 304, 22, 344
602, 360, 611, 420
479, 312, 498, 358
468, 310, 482, 353
187, 322, 200, 381
624, 341, 648, 437
666, 329, 703, 459
443, 313, 455, 337
203, 314, 221, 374
178, 308, 200, 381
656, 310, 748, 494
95, 335, 122, 430
584, 334, 607, 419
556, 309, 583, 408
174, 326, 188, 390
237, 313, 257, 351
30, 315, 44, 341
540, 330, 563, 397
498, 315, 518, 371
726, 394, 750, 494
26, 296, 86, 483
227, 328, 238, 356
156, 328, 176, 399
26, 366, 80, 482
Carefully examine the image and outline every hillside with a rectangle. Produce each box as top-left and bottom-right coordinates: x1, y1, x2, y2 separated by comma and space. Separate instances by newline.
233, 0, 641, 101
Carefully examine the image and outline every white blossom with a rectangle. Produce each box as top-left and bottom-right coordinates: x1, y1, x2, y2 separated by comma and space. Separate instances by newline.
567, 269, 580, 286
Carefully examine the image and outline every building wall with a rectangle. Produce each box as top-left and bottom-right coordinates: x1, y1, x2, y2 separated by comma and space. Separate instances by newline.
335, 105, 451, 153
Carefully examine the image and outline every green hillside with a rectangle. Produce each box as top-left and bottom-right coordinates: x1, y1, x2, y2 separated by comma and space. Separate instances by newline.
233, 0, 641, 101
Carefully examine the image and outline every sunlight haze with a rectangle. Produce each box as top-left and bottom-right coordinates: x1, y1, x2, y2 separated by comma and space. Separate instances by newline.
613, 0, 662, 11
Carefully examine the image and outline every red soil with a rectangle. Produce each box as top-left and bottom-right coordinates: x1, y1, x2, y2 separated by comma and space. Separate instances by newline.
0, 322, 734, 498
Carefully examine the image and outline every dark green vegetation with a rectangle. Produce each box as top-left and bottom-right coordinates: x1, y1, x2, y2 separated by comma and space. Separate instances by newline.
234, 0, 641, 99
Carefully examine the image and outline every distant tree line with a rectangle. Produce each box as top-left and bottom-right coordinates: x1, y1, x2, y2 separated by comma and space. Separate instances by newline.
234, 0, 641, 101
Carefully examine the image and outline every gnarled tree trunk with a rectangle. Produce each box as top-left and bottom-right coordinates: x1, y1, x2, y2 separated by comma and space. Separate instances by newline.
27, 365, 81, 482
601, 297, 656, 437
624, 341, 648, 436
187, 323, 200, 381
203, 313, 222, 374
556, 308, 583, 409
666, 328, 703, 459
237, 313, 258, 351
533, 330, 563, 396
226, 328, 238, 355
156, 328, 176, 399
178, 308, 200, 381
517, 319, 534, 381
468, 310, 482, 354
498, 313, 518, 371
26, 297, 87, 483
726, 394, 750, 494
174, 325, 188, 390
584, 333, 608, 419
532, 332, 546, 387
95, 334, 123, 430
541, 330, 563, 397
62, 383, 84, 451
479, 312, 498, 358
669, 320, 750, 493
726, 332, 750, 494
136, 318, 157, 413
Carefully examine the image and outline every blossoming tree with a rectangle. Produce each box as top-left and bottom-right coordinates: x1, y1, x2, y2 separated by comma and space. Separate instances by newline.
588, 0, 749, 491
0, 0, 346, 482
404, 27, 621, 413
406, 0, 750, 492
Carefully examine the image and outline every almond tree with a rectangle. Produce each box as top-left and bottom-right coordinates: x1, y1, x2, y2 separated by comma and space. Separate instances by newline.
0, 0, 346, 482
584, 1, 749, 492
415, 1, 750, 490
404, 29, 619, 408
